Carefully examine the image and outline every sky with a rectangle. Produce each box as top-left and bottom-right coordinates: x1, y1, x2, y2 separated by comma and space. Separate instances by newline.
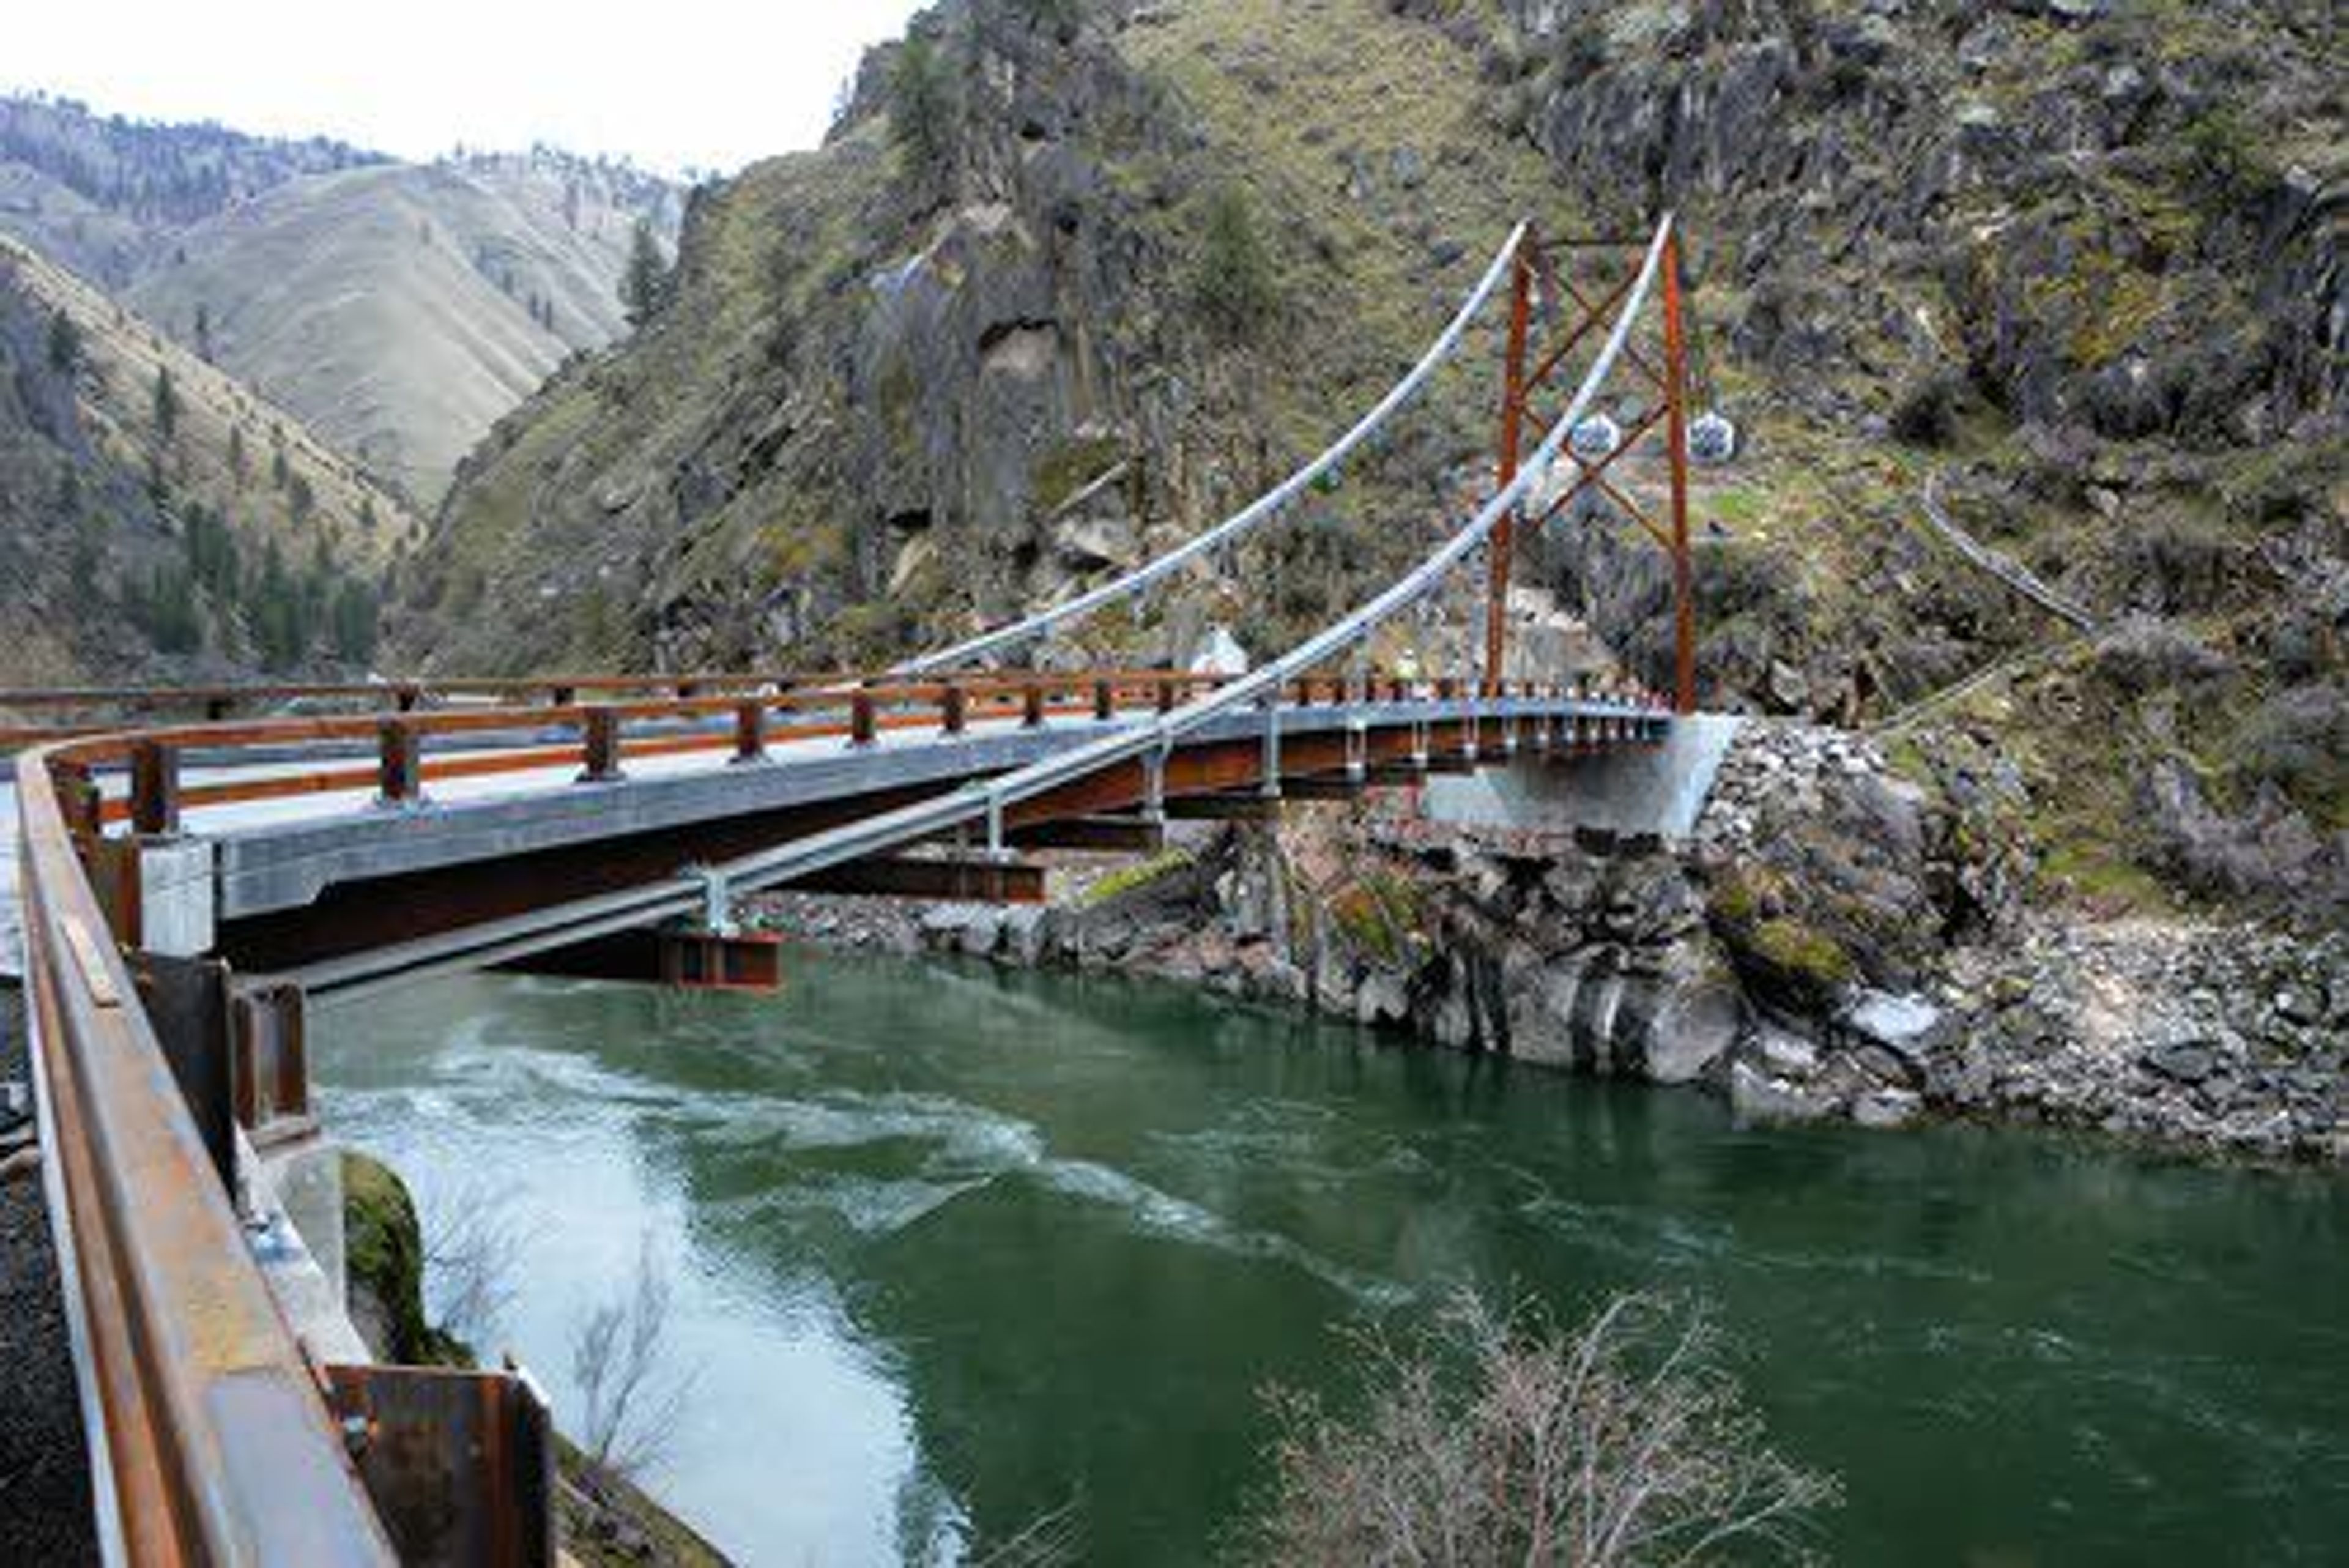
4, 0, 930, 177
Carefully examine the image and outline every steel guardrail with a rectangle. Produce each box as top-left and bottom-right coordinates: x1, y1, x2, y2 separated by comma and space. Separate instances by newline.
18, 741, 398, 1566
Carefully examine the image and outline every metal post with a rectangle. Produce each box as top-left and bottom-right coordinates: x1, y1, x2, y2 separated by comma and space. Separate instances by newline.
1259, 694, 1282, 800
732, 700, 766, 764
377, 720, 423, 807
1023, 682, 1047, 729
941, 683, 968, 736
579, 707, 623, 782
130, 741, 179, 837
1662, 231, 1698, 715
1143, 746, 1167, 822
1485, 236, 1535, 697
1094, 678, 1116, 723
848, 693, 877, 749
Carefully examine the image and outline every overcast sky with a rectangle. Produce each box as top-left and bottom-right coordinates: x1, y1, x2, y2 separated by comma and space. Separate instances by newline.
5, 0, 929, 176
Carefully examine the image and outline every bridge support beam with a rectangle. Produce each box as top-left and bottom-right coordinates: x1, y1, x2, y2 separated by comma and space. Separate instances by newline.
1164, 795, 1280, 822
1008, 816, 1167, 853
1662, 229, 1698, 715
788, 855, 1047, 905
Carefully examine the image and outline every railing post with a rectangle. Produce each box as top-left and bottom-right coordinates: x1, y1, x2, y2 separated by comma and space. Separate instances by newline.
1156, 677, 1178, 715
204, 696, 233, 723
549, 685, 575, 708
733, 699, 766, 764
130, 741, 180, 837
1023, 682, 1047, 729
1094, 678, 1116, 723
376, 719, 424, 807
579, 707, 624, 782
1259, 693, 1282, 800
394, 684, 421, 713
54, 760, 102, 842
942, 683, 968, 737
848, 693, 878, 749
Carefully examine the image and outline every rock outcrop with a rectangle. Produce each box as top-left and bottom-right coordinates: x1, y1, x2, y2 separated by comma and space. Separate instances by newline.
758, 719, 2343, 1164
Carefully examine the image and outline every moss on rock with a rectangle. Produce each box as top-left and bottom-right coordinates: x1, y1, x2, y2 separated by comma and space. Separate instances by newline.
341, 1150, 469, 1368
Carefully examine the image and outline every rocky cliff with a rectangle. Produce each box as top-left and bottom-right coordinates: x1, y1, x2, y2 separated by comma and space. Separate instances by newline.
409, 0, 2341, 924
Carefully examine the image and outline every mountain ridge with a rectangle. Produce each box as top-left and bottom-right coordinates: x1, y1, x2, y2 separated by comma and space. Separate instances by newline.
0, 92, 688, 505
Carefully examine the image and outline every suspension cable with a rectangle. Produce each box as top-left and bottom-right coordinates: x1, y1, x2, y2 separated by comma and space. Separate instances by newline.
892, 222, 1531, 676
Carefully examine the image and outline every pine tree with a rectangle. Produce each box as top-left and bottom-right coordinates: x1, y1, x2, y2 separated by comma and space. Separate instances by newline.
889, 31, 961, 186
152, 365, 180, 444
1195, 186, 1278, 343
619, 220, 672, 330
46, 307, 81, 374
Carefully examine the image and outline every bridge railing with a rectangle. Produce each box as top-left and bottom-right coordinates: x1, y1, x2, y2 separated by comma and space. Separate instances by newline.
17, 739, 399, 1565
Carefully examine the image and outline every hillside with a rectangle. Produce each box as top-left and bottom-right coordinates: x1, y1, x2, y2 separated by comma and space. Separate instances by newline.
0, 94, 685, 506
119, 155, 680, 505
404, 0, 2342, 923
0, 235, 423, 685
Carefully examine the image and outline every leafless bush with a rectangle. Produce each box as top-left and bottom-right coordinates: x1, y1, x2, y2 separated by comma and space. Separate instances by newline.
1242, 1289, 1838, 1567
418, 1176, 525, 1350
570, 1233, 697, 1482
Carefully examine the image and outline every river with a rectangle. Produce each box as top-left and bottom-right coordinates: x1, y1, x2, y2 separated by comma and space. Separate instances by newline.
314, 955, 2349, 1566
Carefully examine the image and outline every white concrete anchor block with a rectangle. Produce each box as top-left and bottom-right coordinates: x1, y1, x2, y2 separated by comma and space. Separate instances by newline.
138, 836, 217, 958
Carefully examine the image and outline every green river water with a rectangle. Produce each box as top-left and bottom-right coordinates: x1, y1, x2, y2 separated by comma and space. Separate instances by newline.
314, 956, 2349, 1566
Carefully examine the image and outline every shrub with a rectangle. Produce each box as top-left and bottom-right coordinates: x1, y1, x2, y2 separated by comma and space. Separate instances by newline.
1244, 1289, 1838, 1567
1890, 369, 1964, 448
1194, 185, 1279, 343
890, 31, 962, 186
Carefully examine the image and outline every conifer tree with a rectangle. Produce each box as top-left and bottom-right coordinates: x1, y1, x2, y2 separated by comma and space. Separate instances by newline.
620, 220, 672, 330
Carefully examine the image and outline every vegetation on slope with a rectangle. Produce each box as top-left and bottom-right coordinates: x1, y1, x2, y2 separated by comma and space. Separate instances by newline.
0, 235, 421, 683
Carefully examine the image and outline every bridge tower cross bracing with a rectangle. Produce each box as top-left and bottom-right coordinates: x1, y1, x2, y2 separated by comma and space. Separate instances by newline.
1481, 225, 1701, 713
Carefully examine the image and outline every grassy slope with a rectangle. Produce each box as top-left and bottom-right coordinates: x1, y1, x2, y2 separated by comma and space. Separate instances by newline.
2, 232, 424, 569
125, 161, 648, 505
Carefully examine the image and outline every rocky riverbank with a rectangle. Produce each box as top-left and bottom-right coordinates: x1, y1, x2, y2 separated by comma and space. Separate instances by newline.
753, 722, 2345, 1165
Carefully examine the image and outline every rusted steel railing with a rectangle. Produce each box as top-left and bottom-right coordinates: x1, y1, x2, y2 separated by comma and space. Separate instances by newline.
18, 738, 399, 1565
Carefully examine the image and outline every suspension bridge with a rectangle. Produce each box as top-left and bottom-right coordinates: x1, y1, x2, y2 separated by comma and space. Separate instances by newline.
6, 214, 1716, 1564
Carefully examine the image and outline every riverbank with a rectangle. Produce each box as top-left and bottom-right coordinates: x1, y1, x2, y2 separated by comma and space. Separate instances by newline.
752, 721, 2346, 1165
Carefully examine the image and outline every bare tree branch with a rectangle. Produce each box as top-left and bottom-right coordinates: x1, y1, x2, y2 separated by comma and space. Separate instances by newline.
1241, 1288, 1839, 1567
569, 1232, 699, 1483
